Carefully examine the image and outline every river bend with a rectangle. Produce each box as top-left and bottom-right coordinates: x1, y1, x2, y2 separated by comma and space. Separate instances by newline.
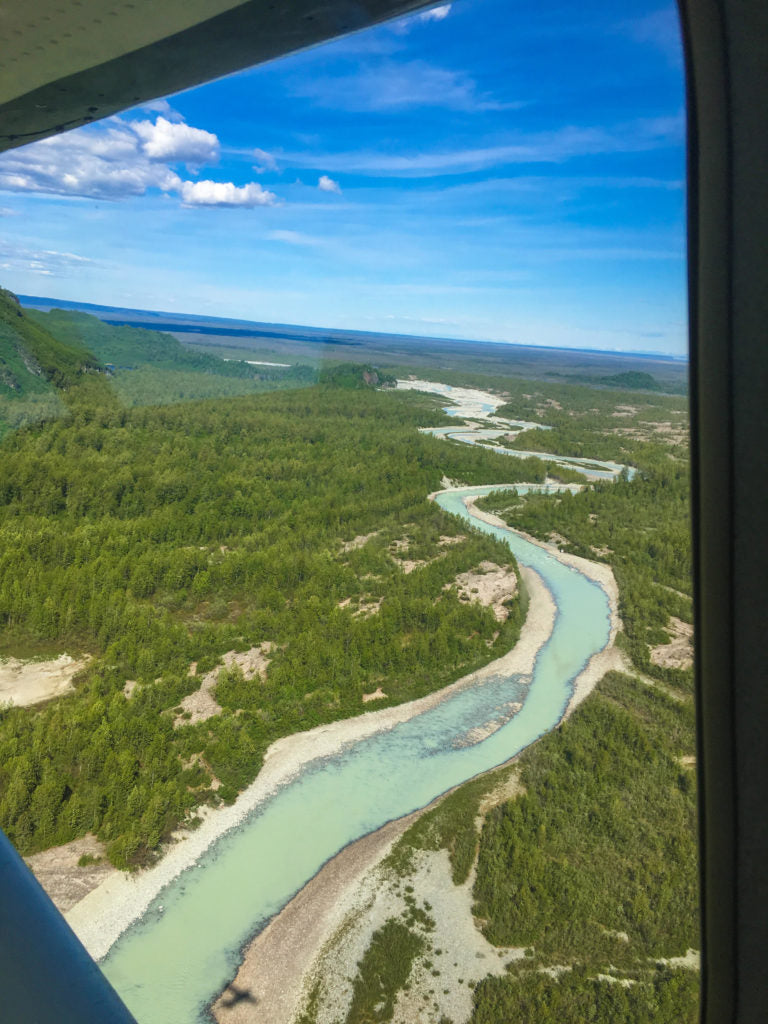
101, 381, 622, 1022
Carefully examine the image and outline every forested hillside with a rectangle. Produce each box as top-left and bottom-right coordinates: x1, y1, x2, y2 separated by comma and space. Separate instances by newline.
0, 289, 103, 391
28, 306, 318, 407
0, 379, 547, 869
0, 289, 105, 436
1, 291, 401, 434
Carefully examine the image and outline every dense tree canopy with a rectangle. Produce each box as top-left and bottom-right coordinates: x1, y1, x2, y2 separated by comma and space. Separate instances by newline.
0, 382, 537, 868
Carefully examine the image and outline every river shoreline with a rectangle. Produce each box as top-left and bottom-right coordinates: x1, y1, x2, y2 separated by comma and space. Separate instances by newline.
37, 378, 627, 1024
460, 494, 623, 717
65, 565, 555, 962
208, 504, 622, 1024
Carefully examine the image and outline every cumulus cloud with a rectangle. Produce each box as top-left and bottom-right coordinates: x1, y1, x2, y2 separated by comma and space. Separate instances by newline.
0, 126, 182, 199
0, 116, 279, 209
179, 179, 277, 207
318, 174, 341, 194
132, 116, 219, 164
419, 4, 451, 21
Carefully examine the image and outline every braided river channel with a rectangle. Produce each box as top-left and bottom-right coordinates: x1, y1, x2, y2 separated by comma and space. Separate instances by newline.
100, 381, 624, 1022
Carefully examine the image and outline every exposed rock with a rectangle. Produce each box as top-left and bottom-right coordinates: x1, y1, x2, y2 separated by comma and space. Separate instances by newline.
362, 687, 387, 703
174, 644, 274, 727
446, 561, 518, 622
352, 597, 383, 619
650, 617, 693, 670
340, 532, 379, 553
548, 532, 569, 548
0, 653, 90, 707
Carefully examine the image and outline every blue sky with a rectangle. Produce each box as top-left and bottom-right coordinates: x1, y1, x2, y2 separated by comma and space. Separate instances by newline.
0, 0, 687, 355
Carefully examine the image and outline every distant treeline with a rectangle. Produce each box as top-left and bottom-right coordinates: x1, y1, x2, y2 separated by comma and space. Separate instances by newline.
2, 293, 411, 432
546, 370, 675, 393
318, 364, 396, 389
101, 319, 365, 347
26, 308, 297, 379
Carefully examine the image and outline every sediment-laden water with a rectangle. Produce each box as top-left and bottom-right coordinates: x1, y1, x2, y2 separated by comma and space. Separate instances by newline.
101, 382, 622, 1022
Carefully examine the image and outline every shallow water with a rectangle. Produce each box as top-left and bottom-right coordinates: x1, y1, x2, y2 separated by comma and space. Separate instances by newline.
413, 379, 634, 481
103, 382, 621, 1021
102, 487, 611, 1023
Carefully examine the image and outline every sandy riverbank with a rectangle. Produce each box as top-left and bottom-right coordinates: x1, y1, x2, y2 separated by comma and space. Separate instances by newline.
210, 493, 621, 1023
211, 810, 426, 1023
210, 767, 527, 1024
65, 565, 555, 961
0, 653, 89, 707
461, 495, 623, 717
290, 775, 529, 1024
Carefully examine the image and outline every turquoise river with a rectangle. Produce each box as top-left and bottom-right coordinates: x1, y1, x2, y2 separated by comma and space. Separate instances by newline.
101, 382, 623, 1022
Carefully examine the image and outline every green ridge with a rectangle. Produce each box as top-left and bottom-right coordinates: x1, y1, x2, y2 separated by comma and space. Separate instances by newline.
0, 288, 103, 395
28, 307, 284, 378
0, 288, 109, 437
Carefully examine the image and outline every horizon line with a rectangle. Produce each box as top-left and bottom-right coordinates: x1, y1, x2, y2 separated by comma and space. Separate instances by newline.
17, 291, 689, 364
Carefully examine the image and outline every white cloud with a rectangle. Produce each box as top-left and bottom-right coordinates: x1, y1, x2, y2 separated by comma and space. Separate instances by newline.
267, 230, 322, 246
393, 2, 451, 33
318, 174, 341, 194
0, 240, 94, 277
0, 121, 179, 199
132, 116, 219, 164
179, 179, 277, 208
131, 98, 184, 121
0, 126, 183, 199
0, 117, 279, 210
253, 148, 277, 172
286, 115, 685, 178
290, 60, 509, 113
419, 4, 451, 22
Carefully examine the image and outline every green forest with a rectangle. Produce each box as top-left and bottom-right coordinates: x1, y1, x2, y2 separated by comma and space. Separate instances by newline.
0, 301, 548, 868
477, 447, 691, 690
304, 371, 696, 1023
470, 670, 698, 1021
360, 669, 699, 1024
0, 286, 698, 1020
